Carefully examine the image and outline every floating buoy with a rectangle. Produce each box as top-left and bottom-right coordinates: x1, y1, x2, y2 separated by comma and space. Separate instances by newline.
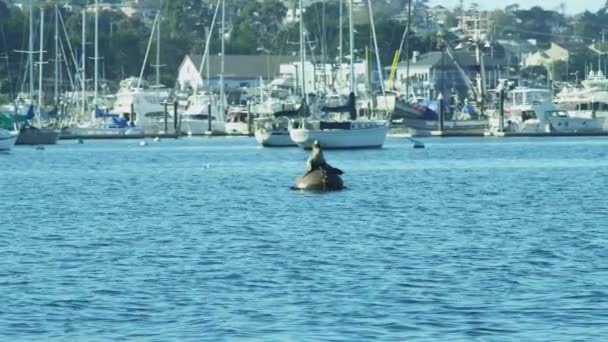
77, 138, 84, 144
139, 140, 148, 146
153, 137, 160, 142
35, 145, 45, 150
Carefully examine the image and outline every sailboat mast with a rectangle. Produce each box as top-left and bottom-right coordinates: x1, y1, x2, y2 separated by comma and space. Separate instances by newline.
38, 7, 44, 118
28, 0, 34, 104
155, 0, 162, 100
220, 0, 225, 117
81, 9, 86, 116
299, 0, 306, 101
94, 0, 98, 106
54, 6, 59, 105
349, 0, 355, 95
405, 0, 412, 98
339, 0, 343, 78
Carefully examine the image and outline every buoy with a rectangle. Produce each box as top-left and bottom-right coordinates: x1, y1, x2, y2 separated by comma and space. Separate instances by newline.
77, 138, 84, 144
153, 137, 160, 142
139, 140, 148, 146
35, 145, 45, 150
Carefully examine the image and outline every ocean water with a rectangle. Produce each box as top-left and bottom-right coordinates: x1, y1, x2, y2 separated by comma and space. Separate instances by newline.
1, 136, 607, 341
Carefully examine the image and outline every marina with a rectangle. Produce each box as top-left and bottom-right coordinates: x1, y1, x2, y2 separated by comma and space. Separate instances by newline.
2, 0, 608, 340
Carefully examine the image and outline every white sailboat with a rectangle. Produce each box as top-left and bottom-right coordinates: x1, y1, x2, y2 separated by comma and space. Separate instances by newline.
289, 0, 388, 149
181, 0, 227, 135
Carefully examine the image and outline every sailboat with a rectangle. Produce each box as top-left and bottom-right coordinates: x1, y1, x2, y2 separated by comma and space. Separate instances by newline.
289, 0, 388, 149
180, 0, 227, 135
15, 1, 60, 145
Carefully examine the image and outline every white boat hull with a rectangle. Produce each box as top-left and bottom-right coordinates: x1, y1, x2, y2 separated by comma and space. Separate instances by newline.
290, 122, 389, 149
225, 122, 250, 135
0, 129, 18, 151
180, 120, 226, 135
255, 129, 296, 147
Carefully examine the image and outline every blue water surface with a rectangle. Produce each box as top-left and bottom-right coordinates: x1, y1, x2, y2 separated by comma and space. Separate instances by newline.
1, 136, 607, 341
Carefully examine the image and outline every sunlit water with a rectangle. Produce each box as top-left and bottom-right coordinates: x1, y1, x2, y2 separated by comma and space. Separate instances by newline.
1, 137, 607, 340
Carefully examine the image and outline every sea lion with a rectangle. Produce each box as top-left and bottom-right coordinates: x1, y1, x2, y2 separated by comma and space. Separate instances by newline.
293, 140, 344, 191
304, 140, 343, 177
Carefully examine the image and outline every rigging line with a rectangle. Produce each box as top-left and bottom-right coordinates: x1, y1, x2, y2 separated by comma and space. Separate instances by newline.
58, 9, 81, 84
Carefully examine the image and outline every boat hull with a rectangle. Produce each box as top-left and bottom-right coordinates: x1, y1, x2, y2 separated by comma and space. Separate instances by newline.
255, 129, 296, 147
180, 120, 226, 135
15, 127, 59, 145
225, 122, 250, 135
0, 129, 18, 151
61, 126, 144, 138
290, 122, 388, 149
402, 118, 489, 136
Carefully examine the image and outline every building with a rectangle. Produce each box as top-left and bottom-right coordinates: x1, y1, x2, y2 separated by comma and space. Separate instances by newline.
391, 50, 504, 101
176, 54, 302, 91
458, 11, 492, 38
524, 42, 569, 68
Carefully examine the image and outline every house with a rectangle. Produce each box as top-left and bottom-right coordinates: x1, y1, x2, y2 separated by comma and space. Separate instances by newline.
390, 50, 504, 101
496, 39, 539, 67
523, 42, 569, 68
176, 54, 302, 91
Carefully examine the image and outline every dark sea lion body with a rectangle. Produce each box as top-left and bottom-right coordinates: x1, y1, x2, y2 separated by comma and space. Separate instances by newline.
293, 168, 344, 191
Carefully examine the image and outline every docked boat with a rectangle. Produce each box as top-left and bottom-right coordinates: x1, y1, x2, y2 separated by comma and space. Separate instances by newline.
225, 105, 251, 135
255, 112, 297, 147
180, 92, 226, 135
290, 93, 389, 149
10, 105, 60, 145
392, 96, 488, 135
554, 70, 608, 126
490, 87, 604, 133
16, 126, 60, 145
0, 129, 18, 151
254, 99, 302, 147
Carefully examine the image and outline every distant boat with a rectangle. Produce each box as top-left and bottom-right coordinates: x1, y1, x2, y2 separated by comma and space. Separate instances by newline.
393, 97, 488, 135
290, 93, 389, 149
490, 87, 604, 134
0, 128, 18, 151
180, 92, 226, 135
14, 105, 60, 145
254, 107, 300, 147
288, 0, 388, 149
225, 105, 251, 135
